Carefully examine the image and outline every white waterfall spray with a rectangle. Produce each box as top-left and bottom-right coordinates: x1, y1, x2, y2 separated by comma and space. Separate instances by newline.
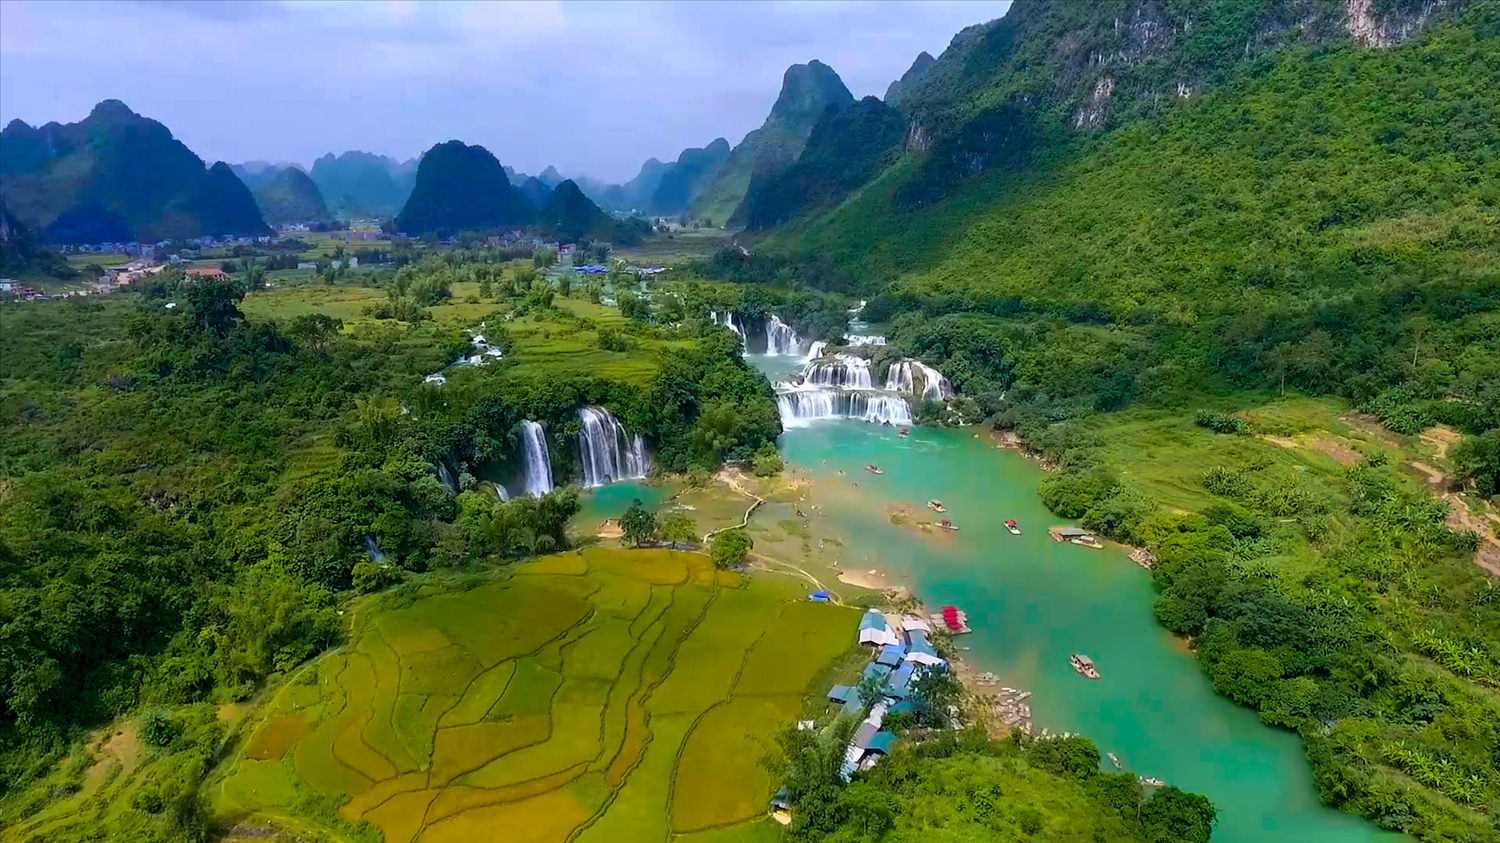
490, 482, 511, 502
847, 335, 887, 347
765, 314, 800, 356
577, 407, 650, 487
711, 311, 746, 345
885, 360, 953, 401
436, 462, 458, 495
519, 420, 554, 496
803, 340, 827, 361
775, 384, 912, 428
802, 355, 874, 389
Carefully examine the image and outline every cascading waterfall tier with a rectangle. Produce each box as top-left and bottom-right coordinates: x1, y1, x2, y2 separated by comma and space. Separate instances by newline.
710, 310, 746, 345
802, 355, 873, 389
765, 314, 800, 356
519, 420, 554, 496
775, 384, 912, 427
885, 360, 953, 401
577, 407, 650, 487
847, 334, 887, 347
803, 340, 827, 361
436, 462, 458, 495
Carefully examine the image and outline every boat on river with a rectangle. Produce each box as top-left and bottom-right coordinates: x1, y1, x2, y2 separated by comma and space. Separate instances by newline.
1140, 777, 1166, 788
1005, 519, 1021, 535
1107, 752, 1122, 769
928, 500, 946, 513
937, 519, 959, 531
898, 427, 910, 437
1071, 653, 1100, 679
865, 464, 884, 475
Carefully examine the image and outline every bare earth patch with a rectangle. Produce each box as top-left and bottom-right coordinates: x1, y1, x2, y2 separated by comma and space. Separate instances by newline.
1409, 461, 1500, 577
1420, 425, 1463, 459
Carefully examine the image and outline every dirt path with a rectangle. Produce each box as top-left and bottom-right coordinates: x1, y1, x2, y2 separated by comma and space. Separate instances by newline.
1408, 459, 1500, 577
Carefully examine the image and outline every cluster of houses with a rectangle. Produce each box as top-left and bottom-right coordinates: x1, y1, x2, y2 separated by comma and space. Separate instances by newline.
831, 609, 949, 776
59, 234, 272, 256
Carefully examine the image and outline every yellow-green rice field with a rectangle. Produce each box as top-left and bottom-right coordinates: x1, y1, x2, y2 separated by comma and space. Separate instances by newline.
213, 547, 859, 842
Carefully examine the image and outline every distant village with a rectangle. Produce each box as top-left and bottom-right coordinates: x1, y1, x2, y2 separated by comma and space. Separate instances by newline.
1, 224, 667, 301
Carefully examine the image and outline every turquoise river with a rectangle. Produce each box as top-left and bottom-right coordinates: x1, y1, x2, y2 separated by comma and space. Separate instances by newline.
742, 354, 1397, 843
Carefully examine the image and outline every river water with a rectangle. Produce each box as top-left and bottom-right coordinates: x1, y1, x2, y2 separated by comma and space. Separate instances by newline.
744, 356, 1390, 843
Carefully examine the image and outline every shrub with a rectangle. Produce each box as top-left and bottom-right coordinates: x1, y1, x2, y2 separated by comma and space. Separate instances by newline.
752, 443, 784, 477
1194, 410, 1245, 434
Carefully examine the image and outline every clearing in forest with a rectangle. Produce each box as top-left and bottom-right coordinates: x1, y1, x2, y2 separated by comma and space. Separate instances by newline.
213, 547, 858, 842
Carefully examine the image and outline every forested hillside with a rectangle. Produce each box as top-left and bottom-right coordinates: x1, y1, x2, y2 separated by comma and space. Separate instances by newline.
309, 150, 415, 218
251, 166, 332, 226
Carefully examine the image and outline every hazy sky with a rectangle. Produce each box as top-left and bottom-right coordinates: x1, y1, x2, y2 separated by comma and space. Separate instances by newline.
0, 0, 1009, 182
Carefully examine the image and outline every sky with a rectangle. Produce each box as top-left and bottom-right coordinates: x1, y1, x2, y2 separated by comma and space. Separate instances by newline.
0, 0, 1010, 183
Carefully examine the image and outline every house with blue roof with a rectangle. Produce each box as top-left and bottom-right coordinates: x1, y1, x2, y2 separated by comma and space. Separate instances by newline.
858, 609, 901, 648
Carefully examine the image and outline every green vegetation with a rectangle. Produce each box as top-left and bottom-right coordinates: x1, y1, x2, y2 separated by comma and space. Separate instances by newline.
199, 547, 858, 843
252, 166, 333, 226
770, 725, 1216, 842
0, 248, 785, 840
710, 529, 752, 569
741, 96, 905, 231
1022, 401, 1500, 840
395, 141, 534, 236
0, 99, 268, 243
0, 203, 75, 279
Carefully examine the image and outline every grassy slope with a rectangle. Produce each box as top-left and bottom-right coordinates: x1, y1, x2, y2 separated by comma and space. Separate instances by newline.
770, 16, 1500, 315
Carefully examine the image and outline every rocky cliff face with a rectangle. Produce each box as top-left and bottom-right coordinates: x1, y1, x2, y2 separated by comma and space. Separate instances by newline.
875, 0, 1458, 209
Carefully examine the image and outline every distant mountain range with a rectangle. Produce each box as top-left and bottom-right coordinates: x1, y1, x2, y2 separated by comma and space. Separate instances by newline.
0, 100, 268, 243
251, 166, 332, 226
647, 138, 731, 216
309, 151, 417, 218
394, 141, 534, 236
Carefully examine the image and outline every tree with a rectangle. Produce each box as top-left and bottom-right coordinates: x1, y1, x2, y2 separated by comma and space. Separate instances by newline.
855, 672, 886, 708
710, 528, 752, 569
533, 248, 557, 268
479, 275, 493, 298
1141, 786, 1217, 843
289, 313, 343, 350
752, 443, 784, 477
620, 498, 656, 547
658, 513, 698, 547
1452, 430, 1500, 499
557, 273, 572, 298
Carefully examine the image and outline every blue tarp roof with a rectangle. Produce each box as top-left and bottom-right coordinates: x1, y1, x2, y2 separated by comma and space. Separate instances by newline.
907, 629, 940, 659
861, 662, 892, 684
887, 663, 916, 697
859, 609, 888, 632
841, 696, 864, 716
888, 698, 915, 715
875, 645, 905, 667
811, 590, 830, 601
867, 732, 897, 754
827, 684, 854, 703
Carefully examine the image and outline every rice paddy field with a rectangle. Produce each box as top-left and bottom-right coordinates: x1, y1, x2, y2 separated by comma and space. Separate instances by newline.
212, 547, 859, 843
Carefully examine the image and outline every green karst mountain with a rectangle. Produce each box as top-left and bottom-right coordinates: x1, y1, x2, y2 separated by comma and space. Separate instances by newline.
535, 179, 610, 242
308, 150, 415, 218
394, 140, 534, 235
740, 95, 905, 230
251, 166, 332, 226
690, 59, 854, 226
647, 137, 730, 215
0, 100, 268, 243
883, 50, 935, 108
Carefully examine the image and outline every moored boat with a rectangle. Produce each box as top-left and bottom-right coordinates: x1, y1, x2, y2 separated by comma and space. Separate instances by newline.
937, 519, 959, 531
865, 464, 884, 475
1070, 534, 1103, 549
1107, 752, 1122, 769
928, 500, 946, 513
1005, 519, 1021, 535
1140, 777, 1166, 788
1070, 653, 1100, 679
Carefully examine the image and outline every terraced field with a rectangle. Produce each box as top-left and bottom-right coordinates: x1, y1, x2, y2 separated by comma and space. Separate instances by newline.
214, 547, 858, 843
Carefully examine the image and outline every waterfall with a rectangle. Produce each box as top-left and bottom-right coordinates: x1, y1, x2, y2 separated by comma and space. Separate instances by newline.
436, 462, 458, 495
803, 340, 827, 361
363, 535, 387, 562
711, 310, 746, 344
847, 335, 887, 347
765, 314, 800, 356
491, 482, 511, 502
885, 360, 953, 401
775, 386, 912, 428
519, 420, 554, 496
802, 355, 874, 389
577, 407, 650, 487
